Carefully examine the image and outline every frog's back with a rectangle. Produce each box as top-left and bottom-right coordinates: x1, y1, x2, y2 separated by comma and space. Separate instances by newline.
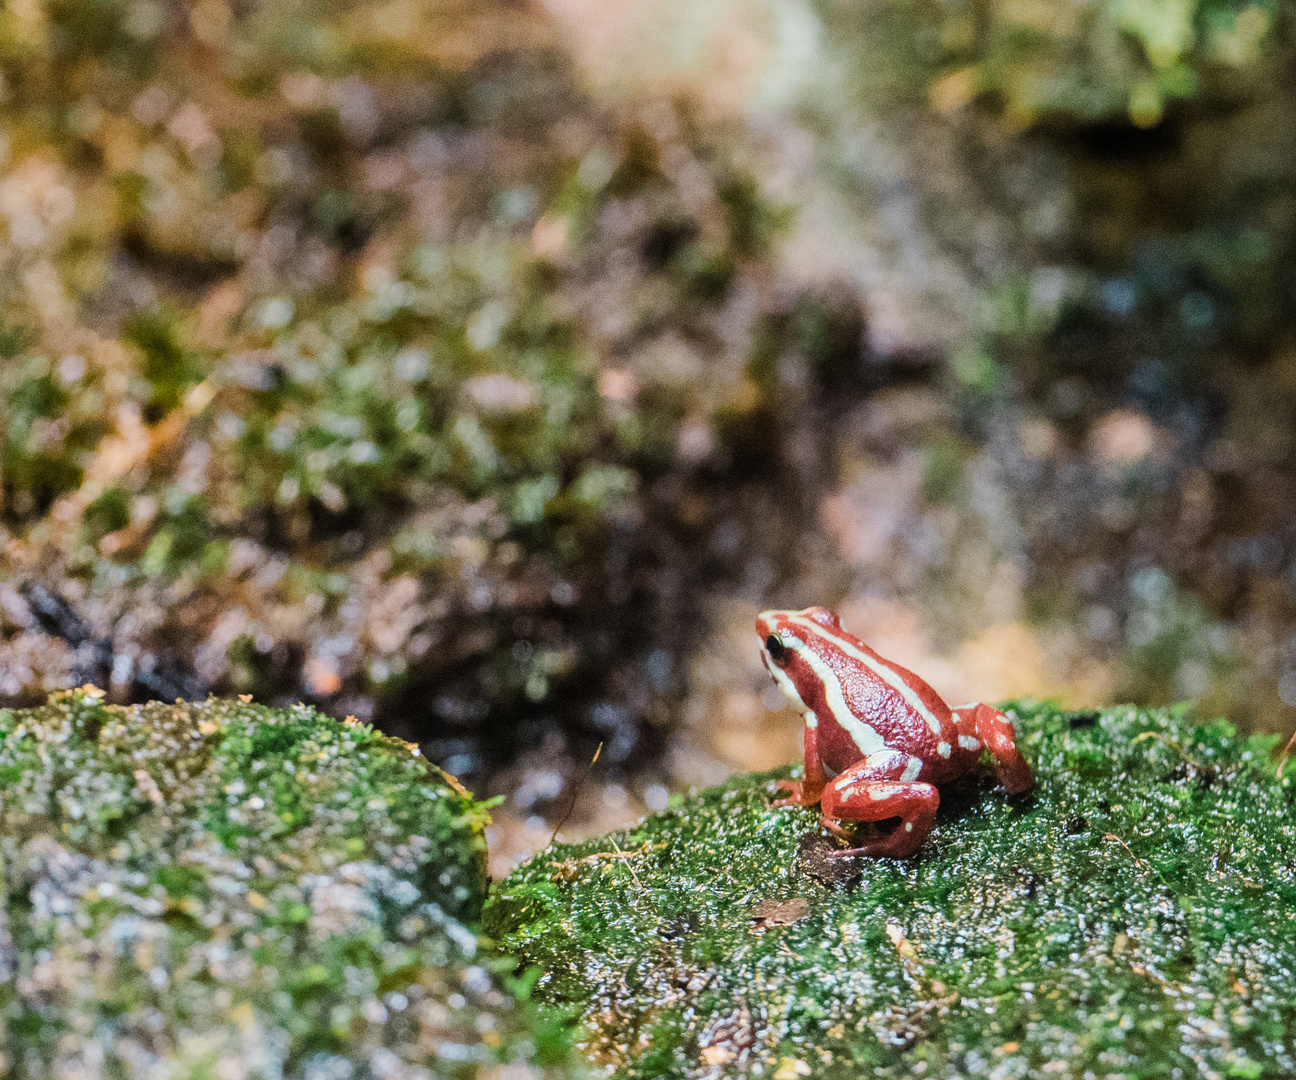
763, 610, 952, 771
825, 639, 957, 765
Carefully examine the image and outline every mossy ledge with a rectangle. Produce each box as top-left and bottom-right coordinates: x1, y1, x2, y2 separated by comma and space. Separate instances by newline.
0, 689, 572, 1078
490, 702, 1296, 1079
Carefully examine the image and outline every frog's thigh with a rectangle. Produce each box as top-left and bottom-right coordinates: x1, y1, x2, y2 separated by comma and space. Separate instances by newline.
814, 753, 912, 838
819, 770, 940, 858
821, 752, 939, 828
821, 769, 939, 824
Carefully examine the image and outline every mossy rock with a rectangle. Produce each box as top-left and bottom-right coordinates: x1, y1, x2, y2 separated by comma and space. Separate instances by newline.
0, 690, 572, 1078
491, 702, 1296, 1078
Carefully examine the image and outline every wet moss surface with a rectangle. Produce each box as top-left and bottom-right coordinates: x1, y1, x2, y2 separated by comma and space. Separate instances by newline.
491, 702, 1296, 1078
0, 690, 573, 1078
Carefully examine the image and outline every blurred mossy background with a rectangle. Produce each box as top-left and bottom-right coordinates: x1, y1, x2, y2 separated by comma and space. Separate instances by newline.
3, 0, 1296, 871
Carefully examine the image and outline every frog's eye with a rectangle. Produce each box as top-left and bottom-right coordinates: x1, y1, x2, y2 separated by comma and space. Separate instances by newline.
765, 634, 788, 663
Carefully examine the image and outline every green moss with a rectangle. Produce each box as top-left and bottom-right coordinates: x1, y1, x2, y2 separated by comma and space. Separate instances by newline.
492, 701, 1296, 1078
1, 357, 108, 523
0, 690, 574, 1078
840, 0, 1285, 129
123, 309, 203, 422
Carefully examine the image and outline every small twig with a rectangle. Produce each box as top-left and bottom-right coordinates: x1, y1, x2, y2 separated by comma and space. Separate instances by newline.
578, 842, 666, 864
902, 993, 958, 1024
1132, 731, 1201, 768
1104, 832, 1171, 890
1128, 962, 1172, 988
607, 832, 648, 896
1277, 729, 1296, 780
549, 842, 667, 883
549, 741, 602, 847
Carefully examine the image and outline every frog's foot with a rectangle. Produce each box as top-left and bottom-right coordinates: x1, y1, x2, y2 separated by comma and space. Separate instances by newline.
772, 779, 811, 807
819, 769, 940, 859
953, 703, 1034, 794
818, 815, 855, 842
773, 769, 829, 806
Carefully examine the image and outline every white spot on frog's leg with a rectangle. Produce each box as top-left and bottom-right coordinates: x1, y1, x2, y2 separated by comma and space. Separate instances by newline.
904, 821, 914, 831
959, 735, 981, 751
901, 756, 922, 782
937, 741, 951, 758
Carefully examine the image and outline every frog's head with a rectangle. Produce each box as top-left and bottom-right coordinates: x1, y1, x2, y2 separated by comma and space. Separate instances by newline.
756, 607, 843, 710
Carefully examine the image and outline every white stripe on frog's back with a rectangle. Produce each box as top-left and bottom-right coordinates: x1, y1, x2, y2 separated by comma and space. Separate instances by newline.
786, 613, 946, 740
781, 633, 887, 756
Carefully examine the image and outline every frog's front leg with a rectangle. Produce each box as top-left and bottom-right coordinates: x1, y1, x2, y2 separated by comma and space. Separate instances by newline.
953, 703, 1033, 794
773, 716, 828, 807
819, 752, 940, 859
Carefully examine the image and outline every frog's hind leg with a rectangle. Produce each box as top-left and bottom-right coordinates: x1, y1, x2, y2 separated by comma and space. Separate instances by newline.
952, 703, 1033, 794
819, 752, 939, 859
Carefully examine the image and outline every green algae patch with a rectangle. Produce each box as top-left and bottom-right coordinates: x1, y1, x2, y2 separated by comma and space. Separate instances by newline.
0, 689, 573, 1078
490, 703, 1296, 1078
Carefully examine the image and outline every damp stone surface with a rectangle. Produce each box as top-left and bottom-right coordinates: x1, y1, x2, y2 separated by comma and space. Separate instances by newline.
0, 689, 574, 1079
490, 702, 1296, 1078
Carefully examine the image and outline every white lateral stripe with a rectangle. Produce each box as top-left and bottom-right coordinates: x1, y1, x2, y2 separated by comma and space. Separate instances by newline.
787, 614, 945, 737
785, 639, 887, 757
804, 710, 818, 729
763, 649, 806, 710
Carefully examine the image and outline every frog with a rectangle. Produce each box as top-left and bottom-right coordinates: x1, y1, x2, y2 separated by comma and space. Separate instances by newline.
757, 606, 1033, 858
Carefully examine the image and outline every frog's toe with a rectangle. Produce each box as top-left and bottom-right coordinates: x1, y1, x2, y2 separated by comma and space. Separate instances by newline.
772, 779, 807, 806
818, 815, 855, 841
826, 833, 925, 860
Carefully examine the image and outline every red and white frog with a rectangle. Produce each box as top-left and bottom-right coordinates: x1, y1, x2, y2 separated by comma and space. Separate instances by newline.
757, 606, 1033, 858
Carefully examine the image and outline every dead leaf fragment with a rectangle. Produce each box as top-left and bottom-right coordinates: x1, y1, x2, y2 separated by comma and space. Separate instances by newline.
549, 842, 667, 882
886, 920, 920, 961
134, 769, 165, 806
750, 897, 810, 931
699, 1046, 734, 1066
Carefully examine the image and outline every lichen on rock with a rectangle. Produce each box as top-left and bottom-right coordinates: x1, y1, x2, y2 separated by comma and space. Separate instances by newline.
491, 702, 1296, 1078
0, 689, 572, 1079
